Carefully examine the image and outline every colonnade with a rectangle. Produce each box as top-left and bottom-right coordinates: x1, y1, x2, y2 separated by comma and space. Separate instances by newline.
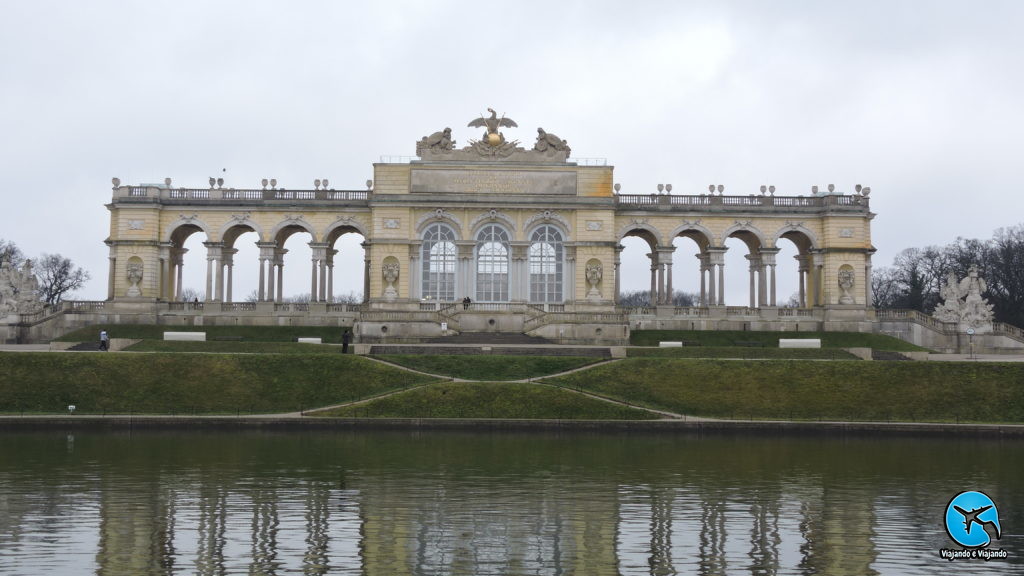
635, 244, 827, 308
158, 238, 361, 303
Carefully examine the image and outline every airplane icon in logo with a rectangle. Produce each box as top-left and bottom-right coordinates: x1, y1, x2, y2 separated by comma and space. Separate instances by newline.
953, 504, 1002, 540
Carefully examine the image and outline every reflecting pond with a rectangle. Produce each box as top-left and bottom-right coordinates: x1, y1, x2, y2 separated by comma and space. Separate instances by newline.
0, 430, 1021, 575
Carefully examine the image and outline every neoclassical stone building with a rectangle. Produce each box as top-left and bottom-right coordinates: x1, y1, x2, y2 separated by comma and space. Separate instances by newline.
98, 111, 877, 344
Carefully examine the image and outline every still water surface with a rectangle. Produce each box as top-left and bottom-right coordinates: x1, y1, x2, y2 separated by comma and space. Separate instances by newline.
0, 430, 1020, 575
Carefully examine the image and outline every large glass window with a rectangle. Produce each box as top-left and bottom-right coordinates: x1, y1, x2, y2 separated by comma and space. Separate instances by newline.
475, 224, 510, 302
529, 225, 563, 302
422, 223, 457, 301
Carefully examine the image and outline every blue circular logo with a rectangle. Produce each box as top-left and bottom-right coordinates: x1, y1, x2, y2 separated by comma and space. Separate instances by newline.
945, 491, 1001, 548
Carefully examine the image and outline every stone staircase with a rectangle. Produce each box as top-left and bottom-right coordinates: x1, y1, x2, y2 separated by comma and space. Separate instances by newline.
871, 349, 911, 361
425, 332, 554, 345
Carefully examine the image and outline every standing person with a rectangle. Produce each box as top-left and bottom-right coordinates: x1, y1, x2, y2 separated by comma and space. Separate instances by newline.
99, 330, 109, 351
342, 329, 351, 354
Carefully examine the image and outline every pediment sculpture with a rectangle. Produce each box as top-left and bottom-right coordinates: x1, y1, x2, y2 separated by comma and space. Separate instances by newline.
416, 108, 572, 163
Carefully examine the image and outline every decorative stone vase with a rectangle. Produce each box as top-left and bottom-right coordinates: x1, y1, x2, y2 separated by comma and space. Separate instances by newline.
382, 261, 400, 303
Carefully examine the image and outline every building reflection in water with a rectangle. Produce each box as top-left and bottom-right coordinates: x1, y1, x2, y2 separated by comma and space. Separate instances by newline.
1, 433, 1016, 575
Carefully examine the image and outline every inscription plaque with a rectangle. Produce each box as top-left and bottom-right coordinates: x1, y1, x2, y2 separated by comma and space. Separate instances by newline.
411, 169, 577, 195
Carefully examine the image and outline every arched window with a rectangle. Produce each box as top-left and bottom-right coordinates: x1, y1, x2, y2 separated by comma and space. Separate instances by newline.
529, 225, 563, 302
422, 223, 456, 301
476, 224, 510, 302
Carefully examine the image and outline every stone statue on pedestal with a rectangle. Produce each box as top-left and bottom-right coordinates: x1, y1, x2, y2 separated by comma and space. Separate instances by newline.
934, 265, 995, 331
0, 258, 42, 316
837, 267, 855, 304
585, 261, 603, 301
382, 261, 400, 302
126, 263, 143, 297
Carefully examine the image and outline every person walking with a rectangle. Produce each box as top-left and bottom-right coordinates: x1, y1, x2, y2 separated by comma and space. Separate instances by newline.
99, 330, 109, 351
342, 329, 351, 354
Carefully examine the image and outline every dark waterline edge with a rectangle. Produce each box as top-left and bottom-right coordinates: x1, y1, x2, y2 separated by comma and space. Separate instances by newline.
0, 416, 1022, 438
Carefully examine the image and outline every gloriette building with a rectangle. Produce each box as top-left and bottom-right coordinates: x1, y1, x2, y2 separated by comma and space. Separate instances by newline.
93, 109, 876, 345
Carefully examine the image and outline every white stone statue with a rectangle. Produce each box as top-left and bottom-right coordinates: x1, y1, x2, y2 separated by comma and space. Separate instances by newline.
126, 262, 143, 297
934, 265, 994, 331
382, 261, 400, 302
0, 257, 42, 316
585, 261, 603, 301
837, 267, 855, 304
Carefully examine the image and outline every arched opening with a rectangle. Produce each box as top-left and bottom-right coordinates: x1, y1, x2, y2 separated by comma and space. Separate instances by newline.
669, 231, 711, 307
221, 225, 259, 303
475, 224, 510, 302
617, 229, 659, 306
327, 227, 366, 304
528, 224, 565, 303
170, 224, 208, 302
723, 230, 764, 308
275, 225, 316, 303
421, 222, 457, 302
778, 230, 816, 307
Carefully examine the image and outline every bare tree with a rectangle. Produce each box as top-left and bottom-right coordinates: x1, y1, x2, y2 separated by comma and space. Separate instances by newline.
179, 287, 202, 302
332, 291, 363, 304
618, 289, 697, 307
0, 239, 24, 273
35, 253, 90, 305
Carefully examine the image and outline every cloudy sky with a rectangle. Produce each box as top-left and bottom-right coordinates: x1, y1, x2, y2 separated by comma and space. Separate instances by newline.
2, 1, 1022, 303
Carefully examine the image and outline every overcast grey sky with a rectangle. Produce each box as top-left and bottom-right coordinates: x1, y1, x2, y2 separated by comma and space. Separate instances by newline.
2, 1, 1022, 303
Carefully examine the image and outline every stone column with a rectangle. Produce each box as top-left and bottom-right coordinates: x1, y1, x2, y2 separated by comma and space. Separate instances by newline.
224, 248, 237, 303
746, 254, 758, 309
309, 243, 329, 302
613, 244, 623, 305
203, 242, 217, 302
718, 262, 725, 306
158, 244, 171, 301
648, 253, 658, 306
257, 242, 276, 302
276, 256, 284, 303
814, 252, 825, 306
865, 262, 873, 307
797, 255, 808, 308
409, 244, 424, 301
706, 260, 716, 306
175, 252, 185, 301
707, 247, 727, 306
327, 249, 337, 303
107, 255, 116, 300
510, 243, 528, 302
698, 254, 708, 306
657, 248, 674, 305
362, 242, 371, 304
564, 245, 576, 303
457, 241, 475, 302
758, 249, 778, 308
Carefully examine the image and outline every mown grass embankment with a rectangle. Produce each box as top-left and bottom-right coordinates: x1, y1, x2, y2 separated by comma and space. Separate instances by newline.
56, 324, 350, 343
372, 355, 603, 380
629, 330, 926, 351
125, 341, 344, 354
312, 381, 657, 420
0, 353, 440, 415
627, 347, 858, 360
543, 358, 1024, 423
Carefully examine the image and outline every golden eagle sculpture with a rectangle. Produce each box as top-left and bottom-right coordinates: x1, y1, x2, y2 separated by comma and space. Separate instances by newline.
468, 108, 518, 146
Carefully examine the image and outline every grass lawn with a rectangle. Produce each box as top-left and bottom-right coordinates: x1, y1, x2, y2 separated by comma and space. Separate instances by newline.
312, 381, 658, 420
629, 330, 927, 351
0, 352, 439, 415
55, 324, 352, 343
370, 355, 604, 380
125, 340, 344, 354
627, 347, 858, 360
543, 358, 1024, 423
